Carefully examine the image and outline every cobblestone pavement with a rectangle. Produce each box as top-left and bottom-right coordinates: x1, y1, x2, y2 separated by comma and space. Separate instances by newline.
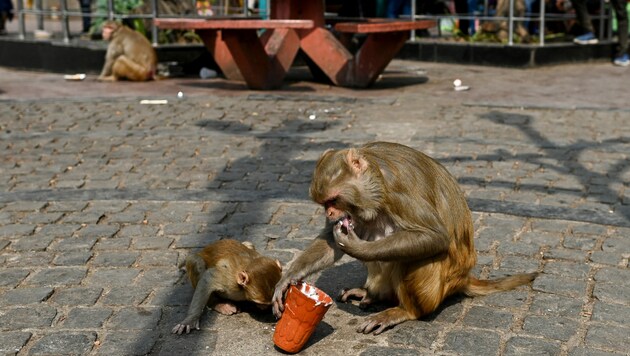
0, 60, 629, 356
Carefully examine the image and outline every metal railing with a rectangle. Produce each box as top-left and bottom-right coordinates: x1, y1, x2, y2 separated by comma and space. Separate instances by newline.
11, 0, 615, 46
14, 0, 253, 44
409, 0, 613, 46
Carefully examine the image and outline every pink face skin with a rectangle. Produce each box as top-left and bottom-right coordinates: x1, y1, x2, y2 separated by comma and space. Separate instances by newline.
102, 25, 114, 41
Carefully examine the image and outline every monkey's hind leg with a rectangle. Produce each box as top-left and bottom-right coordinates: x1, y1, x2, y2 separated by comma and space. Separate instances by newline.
172, 266, 218, 335
112, 55, 150, 81
356, 306, 416, 335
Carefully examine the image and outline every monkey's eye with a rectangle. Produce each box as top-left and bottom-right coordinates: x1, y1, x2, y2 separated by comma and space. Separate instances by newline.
324, 198, 338, 208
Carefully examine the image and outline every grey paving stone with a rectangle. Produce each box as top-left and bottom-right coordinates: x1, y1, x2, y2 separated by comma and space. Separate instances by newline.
63, 307, 113, 328
28, 332, 96, 355
593, 283, 630, 305
442, 329, 501, 355
0, 331, 32, 355
529, 293, 584, 318
99, 286, 150, 306
504, 335, 562, 356
8, 235, 56, 251
135, 268, 182, 286
386, 321, 439, 349
25, 267, 87, 286
50, 287, 103, 306
3, 202, 46, 212
0, 224, 36, 238
84, 268, 141, 287
462, 305, 513, 330
585, 323, 630, 352
0, 268, 30, 288
48, 236, 99, 251
137, 250, 179, 266
569, 347, 626, 356
1, 251, 54, 267
473, 289, 528, 308
0, 305, 57, 328
543, 248, 588, 262
106, 307, 162, 330
52, 250, 93, 266
95, 331, 159, 355
132, 236, 173, 250
91, 251, 140, 267
533, 274, 587, 298
591, 301, 630, 326
589, 251, 624, 265
117, 225, 160, 238
522, 315, 579, 341
0, 287, 53, 306
75, 224, 120, 238
93, 236, 131, 250
543, 260, 591, 279
360, 347, 423, 356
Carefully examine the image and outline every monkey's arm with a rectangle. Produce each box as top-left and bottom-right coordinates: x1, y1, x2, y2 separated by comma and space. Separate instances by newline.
98, 43, 121, 79
333, 221, 449, 262
272, 228, 344, 317
172, 267, 218, 335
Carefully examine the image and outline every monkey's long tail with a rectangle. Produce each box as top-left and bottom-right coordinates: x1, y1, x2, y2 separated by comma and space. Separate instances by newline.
463, 272, 538, 297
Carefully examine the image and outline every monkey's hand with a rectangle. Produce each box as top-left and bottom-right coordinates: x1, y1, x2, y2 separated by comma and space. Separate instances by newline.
171, 317, 200, 335
272, 279, 291, 318
338, 287, 374, 309
333, 219, 362, 257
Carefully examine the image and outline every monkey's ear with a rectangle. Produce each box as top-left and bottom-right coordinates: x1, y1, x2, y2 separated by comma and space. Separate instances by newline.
275, 260, 282, 270
237, 271, 249, 286
346, 149, 368, 175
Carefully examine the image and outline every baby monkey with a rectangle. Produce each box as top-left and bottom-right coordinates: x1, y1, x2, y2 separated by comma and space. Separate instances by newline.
172, 239, 282, 335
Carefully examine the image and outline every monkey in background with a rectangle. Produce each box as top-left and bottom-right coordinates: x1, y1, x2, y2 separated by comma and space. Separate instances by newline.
98, 21, 157, 82
172, 239, 282, 335
481, 0, 530, 42
272, 142, 537, 335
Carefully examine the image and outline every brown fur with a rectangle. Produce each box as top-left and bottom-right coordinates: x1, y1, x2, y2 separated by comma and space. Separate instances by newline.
173, 239, 282, 335
98, 21, 157, 82
272, 142, 537, 335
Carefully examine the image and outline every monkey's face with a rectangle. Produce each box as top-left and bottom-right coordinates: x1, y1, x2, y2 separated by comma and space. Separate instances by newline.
102, 25, 114, 41
310, 149, 382, 226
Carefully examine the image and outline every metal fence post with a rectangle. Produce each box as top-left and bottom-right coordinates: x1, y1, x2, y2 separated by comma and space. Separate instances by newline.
16, 0, 26, 39
151, 0, 158, 46
539, 0, 545, 46
60, 0, 70, 42
508, 0, 514, 45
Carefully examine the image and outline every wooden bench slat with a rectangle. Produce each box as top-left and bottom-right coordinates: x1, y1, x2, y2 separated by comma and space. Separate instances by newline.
154, 18, 314, 30
334, 20, 436, 33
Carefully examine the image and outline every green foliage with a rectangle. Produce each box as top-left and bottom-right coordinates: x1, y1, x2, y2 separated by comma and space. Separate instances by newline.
90, 0, 144, 35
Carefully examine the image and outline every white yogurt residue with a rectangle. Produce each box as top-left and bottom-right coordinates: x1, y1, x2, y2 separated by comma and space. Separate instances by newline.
299, 282, 332, 307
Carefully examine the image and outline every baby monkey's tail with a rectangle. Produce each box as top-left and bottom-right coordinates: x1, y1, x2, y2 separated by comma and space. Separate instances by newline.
463, 272, 538, 297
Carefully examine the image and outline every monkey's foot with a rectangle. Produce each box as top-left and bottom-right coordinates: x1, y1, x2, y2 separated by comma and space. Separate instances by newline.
97, 75, 115, 82
338, 288, 374, 309
213, 302, 239, 315
171, 319, 200, 335
357, 307, 414, 335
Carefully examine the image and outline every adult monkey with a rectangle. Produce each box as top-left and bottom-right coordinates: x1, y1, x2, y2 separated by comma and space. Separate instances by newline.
272, 142, 537, 335
98, 21, 157, 81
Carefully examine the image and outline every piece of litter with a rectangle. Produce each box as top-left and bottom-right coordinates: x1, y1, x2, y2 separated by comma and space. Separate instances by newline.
308, 114, 316, 120
454, 85, 470, 91
177, 91, 184, 99
64, 74, 86, 81
140, 99, 168, 105
453, 79, 462, 87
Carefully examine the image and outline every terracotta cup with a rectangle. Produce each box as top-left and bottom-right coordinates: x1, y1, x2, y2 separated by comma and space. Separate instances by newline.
273, 283, 333, 353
